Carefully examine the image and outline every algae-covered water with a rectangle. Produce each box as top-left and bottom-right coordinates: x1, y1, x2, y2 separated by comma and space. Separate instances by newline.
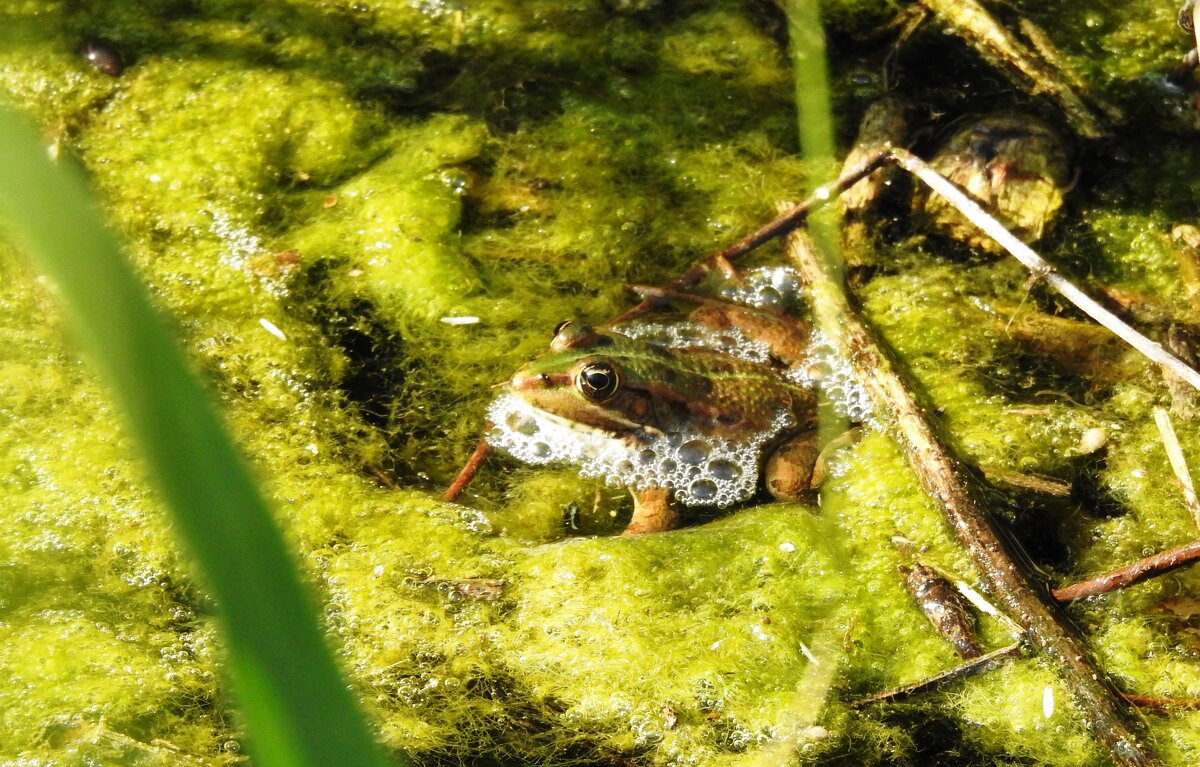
3, 1, 1200, 765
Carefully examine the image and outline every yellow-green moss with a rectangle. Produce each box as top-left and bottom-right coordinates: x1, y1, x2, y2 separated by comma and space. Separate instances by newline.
4, 1, 1200, 765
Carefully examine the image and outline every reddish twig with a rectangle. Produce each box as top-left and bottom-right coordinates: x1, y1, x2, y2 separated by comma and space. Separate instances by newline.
443, 433, 493, 502
1052, 540, 1200, 602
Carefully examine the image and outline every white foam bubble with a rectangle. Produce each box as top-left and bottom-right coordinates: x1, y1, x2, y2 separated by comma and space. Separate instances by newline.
719, 266, 804, 310
486, 394, 795, 508
788, 330, 877, 426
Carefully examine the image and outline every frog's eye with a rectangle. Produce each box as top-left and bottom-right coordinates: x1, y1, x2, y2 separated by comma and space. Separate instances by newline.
576, 361, 620, 402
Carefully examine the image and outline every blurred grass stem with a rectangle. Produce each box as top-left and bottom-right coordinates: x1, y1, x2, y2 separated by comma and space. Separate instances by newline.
0, 105, 392, 767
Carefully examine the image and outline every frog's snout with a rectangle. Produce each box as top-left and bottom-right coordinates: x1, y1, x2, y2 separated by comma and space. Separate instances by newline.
510, 370, 552, 391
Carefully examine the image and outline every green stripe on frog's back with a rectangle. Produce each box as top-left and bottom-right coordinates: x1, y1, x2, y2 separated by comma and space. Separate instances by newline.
511, 326, 813, 443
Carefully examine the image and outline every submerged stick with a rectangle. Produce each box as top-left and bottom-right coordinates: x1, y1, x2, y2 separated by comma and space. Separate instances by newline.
1052, 540, 1200, 602
852, 642, 1022, 707
780, 219, 1156, 766
443, 434, 492, 502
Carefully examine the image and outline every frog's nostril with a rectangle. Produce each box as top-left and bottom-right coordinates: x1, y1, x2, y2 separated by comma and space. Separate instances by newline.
511, 371, 551, 390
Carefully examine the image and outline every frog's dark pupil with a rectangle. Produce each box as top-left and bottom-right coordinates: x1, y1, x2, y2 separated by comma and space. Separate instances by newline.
577, 362, 619, 401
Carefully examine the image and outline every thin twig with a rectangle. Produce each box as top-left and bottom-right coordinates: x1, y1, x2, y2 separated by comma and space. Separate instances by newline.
891, 147, 1200, 393
1123, 692, 1200, 711
780, 220, 1155, 766
852, 643, 1023, 707
443, 434, 492, 502
1052, 540, 1200, 602
609, 150, 893, 325
1153, 406, 1200, 532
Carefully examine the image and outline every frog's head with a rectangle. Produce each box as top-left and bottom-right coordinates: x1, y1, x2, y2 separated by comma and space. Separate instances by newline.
506, 321, 675, 436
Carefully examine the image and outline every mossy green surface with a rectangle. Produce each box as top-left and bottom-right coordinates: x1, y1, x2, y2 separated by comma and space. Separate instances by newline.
3, 1, 1200, 765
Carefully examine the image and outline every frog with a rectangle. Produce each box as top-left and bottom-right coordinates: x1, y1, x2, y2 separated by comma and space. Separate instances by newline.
483, 271, 827, 535
840, 103, 1073, 266
913, 113, 1072, 255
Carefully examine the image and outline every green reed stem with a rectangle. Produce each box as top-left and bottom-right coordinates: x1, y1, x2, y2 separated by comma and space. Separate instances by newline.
0, 105, 394, 767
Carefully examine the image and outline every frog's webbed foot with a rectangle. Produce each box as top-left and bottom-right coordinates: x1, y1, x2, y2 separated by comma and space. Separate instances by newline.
622, 487, 680, 536
766, 427, 862, 501
764, 428, 822, 501
811, 428, 863, 487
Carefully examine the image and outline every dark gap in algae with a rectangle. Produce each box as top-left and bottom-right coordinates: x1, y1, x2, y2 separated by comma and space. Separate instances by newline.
285, 259, 435, 484
981, 484, 1075, 571
1068, 448, 1131, 521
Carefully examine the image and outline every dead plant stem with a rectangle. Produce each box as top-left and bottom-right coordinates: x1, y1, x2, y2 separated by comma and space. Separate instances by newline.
779, 219, 1156, 767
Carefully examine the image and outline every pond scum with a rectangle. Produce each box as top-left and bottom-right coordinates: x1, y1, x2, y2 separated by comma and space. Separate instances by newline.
3, 1, 1200, 765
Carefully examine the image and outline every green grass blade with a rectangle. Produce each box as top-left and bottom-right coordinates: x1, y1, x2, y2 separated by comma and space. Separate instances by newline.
786, 0, 848, 447
0, 105, 393, 767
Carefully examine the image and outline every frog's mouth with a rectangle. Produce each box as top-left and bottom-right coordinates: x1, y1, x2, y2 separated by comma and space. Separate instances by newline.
497, 389, 660, 443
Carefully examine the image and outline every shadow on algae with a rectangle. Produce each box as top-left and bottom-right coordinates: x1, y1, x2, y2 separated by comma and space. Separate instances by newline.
2, 0, 1200, 765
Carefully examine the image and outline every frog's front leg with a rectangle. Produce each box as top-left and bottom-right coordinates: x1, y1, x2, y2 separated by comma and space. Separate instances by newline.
622, 487, 679, 536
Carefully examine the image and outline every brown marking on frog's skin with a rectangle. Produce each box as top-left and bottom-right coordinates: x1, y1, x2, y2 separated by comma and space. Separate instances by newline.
505, 318, 823, 535
624, 284, 815, 368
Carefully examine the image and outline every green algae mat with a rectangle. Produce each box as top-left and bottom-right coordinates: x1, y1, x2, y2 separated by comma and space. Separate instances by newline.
4, 1, 1200, 765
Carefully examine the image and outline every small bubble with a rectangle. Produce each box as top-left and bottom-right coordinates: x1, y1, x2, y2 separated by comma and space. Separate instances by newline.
506, 413, 539, 436
679, 439, 711, 465
708, 458, 741, 481
637, 448, 657, 464
616, 459, 634, 475
533, 442, 551, 459
661, 458, 677, 472
690, 479, 718, 502
756, 286, 783, 306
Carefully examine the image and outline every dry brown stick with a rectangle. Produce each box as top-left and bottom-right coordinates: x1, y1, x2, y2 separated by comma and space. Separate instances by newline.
1052, 540, 1200, 602
780, 220, 1156, 766
1154, 406, 1200, 531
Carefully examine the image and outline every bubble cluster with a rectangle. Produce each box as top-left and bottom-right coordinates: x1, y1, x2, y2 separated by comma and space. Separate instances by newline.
486, 394, 795, 508
719, 266, 804, 310
789, 330, 877, 425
